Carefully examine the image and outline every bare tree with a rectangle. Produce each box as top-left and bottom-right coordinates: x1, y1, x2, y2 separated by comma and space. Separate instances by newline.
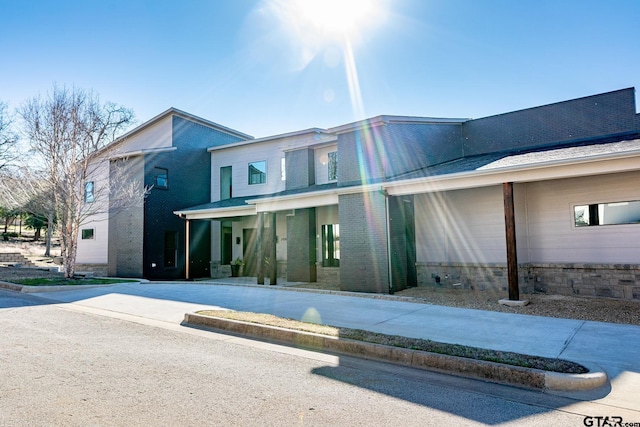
0, 166, 57, 255
0, 102, 18, 170
19, 86, 135, 278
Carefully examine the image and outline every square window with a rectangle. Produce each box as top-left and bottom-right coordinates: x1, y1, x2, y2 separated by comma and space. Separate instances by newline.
84, 181, 95, 203
155, 168, 168, 189
248, 161, 267, 185
81, 229, 94, 240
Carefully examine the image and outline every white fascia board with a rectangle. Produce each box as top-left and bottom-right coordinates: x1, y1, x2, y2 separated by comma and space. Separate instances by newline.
208, 128, 329, 152
328, 115, 468, 134
108, 146, 177, 160
280, 136, 338, 152
174, 205, 256, 220
95, 108, 253, 160
247, 190, 339, 213
384, 150, 640, 196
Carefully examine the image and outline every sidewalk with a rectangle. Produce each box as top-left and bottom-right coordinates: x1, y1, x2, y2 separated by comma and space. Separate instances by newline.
28, 281, 640, 410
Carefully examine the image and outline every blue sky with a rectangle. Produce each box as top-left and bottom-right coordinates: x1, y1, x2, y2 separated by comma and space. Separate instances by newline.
1, 0, 639, 138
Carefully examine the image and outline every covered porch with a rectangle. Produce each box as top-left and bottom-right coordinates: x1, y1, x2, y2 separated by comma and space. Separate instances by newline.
174, 185, 340, 286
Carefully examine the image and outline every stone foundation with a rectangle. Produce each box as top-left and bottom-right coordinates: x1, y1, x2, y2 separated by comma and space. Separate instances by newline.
531, 263, 640, 300
74, 263, 109, 277
417, 262, 640, 300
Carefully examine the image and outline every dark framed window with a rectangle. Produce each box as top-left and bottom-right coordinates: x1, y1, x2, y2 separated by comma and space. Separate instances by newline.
248, 161, 266, 185
164, 231, 178, 268
155, 167, 168, 189
574, 201, 640, 227
81, 228, 94, 240
328, 151, 338, 181
220, 166, 232, 199
221, 221, 233, 265
321, 224, 340, 267
84, 181, 95, 203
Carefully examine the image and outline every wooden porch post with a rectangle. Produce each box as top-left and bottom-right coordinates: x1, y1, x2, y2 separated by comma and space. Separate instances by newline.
501, 182, 528, 305
257, 213, 265, 284
270, 213, 277, 285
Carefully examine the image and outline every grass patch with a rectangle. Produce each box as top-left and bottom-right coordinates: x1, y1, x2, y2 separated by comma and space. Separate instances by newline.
197, 309, 587, 374
12, 277, 138, 286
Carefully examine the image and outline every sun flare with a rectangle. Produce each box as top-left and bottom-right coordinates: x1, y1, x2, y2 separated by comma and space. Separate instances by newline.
255, 0, 389, 117
269, 0, 388, 48
289, 0, 384, 41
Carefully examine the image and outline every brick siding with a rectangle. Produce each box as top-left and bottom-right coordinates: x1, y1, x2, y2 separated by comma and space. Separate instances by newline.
338, 191, 389, 293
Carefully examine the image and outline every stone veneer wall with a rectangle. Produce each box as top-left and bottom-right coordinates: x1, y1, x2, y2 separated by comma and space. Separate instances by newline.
417, 262, 640, 300
531, 263, 640, 300
75, 263, 109, 276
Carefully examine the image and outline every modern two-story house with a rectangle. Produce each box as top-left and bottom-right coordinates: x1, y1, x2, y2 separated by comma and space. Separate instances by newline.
174, 88, 640, 300
76, 88, 640, 300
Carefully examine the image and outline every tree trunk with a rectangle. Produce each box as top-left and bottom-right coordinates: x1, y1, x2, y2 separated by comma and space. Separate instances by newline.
44, 212, 53, 257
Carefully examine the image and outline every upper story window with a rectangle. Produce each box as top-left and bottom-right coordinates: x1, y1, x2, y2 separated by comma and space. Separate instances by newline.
281, 158, 286, 181
220, 166, 232, 200
248, 160, 267, 185
328, 151, 338, 181
574, 200, 640, 227
84, 181, 95, 203
155, 167, 168, 189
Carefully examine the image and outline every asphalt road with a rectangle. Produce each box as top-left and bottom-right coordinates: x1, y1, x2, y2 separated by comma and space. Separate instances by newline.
0, 289, 633, 426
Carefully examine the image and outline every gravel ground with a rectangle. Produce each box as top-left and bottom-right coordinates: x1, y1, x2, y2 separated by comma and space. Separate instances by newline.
393, 286, 640, 326
2, 264, 638, 326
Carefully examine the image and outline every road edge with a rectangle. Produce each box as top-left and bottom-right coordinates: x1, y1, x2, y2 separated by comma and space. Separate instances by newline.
183, 312, 607, 392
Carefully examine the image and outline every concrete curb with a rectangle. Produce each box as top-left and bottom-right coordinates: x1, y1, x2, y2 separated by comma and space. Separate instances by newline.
183, 312, 607, 392
0, 280, 145, 293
